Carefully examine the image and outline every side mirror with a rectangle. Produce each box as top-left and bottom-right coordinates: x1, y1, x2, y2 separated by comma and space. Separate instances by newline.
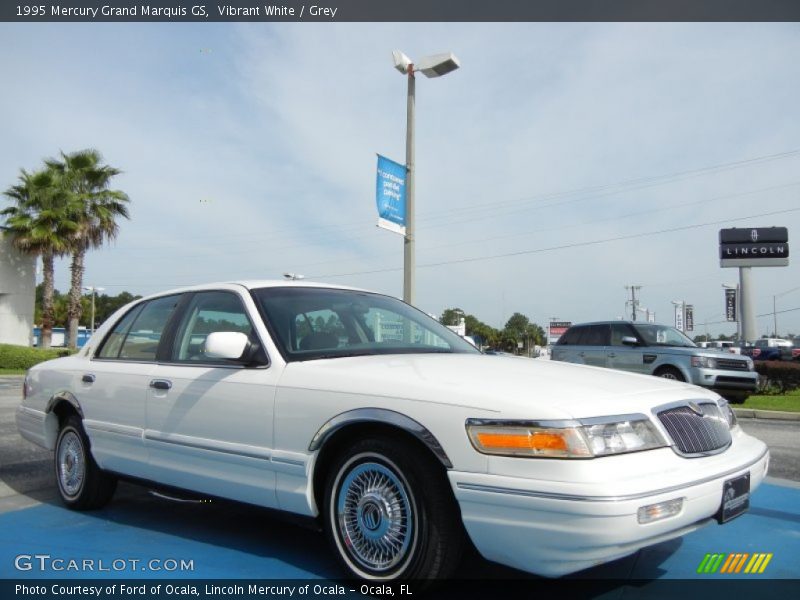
204, 331, 250, 360
621, 336, 639, 346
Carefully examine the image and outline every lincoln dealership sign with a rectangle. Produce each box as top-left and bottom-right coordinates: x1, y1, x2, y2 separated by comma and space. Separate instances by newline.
719, 227, 789, 267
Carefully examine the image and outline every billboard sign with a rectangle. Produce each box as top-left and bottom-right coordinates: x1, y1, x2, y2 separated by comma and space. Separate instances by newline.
375, 154, 407, 235
725, 289, 737, 322
548, 321, 571, 344
685, 305, 694, 332
719, 227, 789, 267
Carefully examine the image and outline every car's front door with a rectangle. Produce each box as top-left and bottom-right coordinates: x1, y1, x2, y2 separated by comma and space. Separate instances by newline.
606, 323, 651, 375
144, 289, 280, 508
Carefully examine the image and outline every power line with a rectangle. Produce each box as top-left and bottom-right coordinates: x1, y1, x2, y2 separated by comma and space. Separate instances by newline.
308, 206, 800, 279
702, 306, 800, 326
102, 147, 800, 250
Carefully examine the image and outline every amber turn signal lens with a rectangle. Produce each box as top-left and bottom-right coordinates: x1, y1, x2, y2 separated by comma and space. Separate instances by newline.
476, 431, 568, 451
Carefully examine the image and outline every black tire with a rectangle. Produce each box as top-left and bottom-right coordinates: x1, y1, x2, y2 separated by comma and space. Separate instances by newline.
323, 436, 464, 581
54, 415, 117, 510
656, 366, 685, 382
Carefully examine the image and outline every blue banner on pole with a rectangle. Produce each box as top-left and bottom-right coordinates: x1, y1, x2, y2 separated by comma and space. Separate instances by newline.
375, 154, 407, 236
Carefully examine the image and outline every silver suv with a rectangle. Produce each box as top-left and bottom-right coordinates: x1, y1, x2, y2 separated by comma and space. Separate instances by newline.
550, 321, 757, 403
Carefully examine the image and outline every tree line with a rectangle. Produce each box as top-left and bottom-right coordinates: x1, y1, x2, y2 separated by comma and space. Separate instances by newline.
440, 308, 546, 354
33, 285, 141, 332
2, 149, 130, 349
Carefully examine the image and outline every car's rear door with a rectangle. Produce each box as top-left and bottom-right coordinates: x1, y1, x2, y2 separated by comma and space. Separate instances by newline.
144, 288, 281, 508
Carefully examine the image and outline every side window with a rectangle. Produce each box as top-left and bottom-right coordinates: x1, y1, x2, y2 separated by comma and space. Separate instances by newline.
610, 324, 635, 346
96, 305, 143, 358
579, 325, 609, 346
114, 295, 180, 361
172, 291, 255, 363
557, 326, 580, 345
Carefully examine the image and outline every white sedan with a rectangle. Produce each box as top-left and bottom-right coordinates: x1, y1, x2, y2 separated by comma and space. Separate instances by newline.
16, 281, 769, 579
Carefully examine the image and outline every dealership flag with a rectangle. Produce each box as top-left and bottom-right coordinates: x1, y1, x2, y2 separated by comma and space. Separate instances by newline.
375, 154, 407, 235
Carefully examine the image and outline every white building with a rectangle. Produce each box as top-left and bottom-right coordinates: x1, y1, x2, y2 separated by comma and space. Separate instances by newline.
0, 231, 36, 346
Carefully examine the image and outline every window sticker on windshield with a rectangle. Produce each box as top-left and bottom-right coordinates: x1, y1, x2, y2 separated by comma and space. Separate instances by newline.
657, 330, 667, 344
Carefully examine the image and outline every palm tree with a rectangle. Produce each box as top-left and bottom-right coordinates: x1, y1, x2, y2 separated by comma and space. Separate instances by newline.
47, 149, 130, 349
1, 168, 78, 348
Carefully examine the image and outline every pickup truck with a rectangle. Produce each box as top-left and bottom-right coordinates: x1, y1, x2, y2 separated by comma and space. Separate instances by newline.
742, 338, 794, 361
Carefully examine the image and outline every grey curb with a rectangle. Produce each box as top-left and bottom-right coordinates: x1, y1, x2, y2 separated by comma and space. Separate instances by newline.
733, 408, 800, 421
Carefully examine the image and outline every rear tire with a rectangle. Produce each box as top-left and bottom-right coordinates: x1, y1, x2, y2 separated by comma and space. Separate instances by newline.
55, 415, 117, 510
323, 436, 464, 581
656, 366, 685, 382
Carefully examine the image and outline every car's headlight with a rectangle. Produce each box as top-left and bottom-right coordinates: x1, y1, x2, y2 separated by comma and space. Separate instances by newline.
746, 358, 755, 371
718, 399, 738, 429
691, 356, 717, 369
466, 416, 666, 459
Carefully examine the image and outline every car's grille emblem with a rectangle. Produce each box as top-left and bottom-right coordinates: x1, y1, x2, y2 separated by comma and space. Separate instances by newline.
658, 403, 731, 456
687, 402, 703, 416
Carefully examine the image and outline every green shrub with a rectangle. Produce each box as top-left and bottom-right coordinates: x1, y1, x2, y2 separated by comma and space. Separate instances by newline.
754, 361, 800, 394
0, 344, 73, 370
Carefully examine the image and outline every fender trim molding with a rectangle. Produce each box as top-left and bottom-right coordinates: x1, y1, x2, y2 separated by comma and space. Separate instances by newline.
309, 408, 452, 468
45, 391, 84, 419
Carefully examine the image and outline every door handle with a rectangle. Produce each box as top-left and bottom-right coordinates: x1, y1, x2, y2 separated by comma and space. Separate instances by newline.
579, 352, 586, 357
82, 374, 95, 383
149, 379, 172, 391
607, 352, 616, 358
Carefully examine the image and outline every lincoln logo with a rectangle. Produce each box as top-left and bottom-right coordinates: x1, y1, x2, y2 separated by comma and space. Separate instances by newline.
751, 229, 759, 242
688, 402, 704, 416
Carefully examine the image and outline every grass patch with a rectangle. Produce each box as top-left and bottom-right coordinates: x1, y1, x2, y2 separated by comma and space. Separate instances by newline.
742, 390, 800, 412
0, 369, 26, 376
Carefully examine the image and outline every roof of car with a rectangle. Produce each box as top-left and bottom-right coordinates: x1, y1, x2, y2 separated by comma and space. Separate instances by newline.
138, 280, 369, 300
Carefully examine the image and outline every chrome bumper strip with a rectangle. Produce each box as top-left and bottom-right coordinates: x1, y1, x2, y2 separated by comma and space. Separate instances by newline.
456, 447, 769, 503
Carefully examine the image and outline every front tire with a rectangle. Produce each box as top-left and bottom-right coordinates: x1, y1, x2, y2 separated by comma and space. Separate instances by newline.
323, 437, 463, 580
55, 415, 117, 510
656, 366, 685, 382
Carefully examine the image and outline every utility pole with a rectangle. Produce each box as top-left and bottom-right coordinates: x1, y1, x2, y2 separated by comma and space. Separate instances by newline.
625, 285, 641, 321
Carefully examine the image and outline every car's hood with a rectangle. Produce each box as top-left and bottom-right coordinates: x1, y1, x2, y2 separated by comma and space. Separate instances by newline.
279, 353, 719, 420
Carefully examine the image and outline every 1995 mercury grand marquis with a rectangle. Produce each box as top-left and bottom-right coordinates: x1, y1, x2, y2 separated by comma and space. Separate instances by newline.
16, 281, 769, 579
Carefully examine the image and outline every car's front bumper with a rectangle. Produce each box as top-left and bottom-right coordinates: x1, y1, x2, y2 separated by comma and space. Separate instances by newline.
449, 432, 769, 577
688, 368, 758, 394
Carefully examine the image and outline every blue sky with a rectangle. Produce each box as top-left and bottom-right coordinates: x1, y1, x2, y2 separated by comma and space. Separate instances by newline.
2, 22, 800, 335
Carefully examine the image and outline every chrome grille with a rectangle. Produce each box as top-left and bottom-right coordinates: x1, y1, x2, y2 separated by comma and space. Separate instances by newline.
716, 358, 749, 371
657, 403, 731, 456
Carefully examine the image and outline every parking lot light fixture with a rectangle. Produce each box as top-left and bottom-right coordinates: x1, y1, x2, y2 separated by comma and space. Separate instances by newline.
392, 50, 461, 306
83, 286, 105, 333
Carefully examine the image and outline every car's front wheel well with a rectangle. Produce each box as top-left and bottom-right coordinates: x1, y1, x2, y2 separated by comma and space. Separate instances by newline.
654, 365, 686, 381
312, 422, 449, 516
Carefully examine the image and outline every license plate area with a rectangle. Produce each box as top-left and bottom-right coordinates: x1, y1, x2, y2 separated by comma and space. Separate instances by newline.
718, 472, 750, 523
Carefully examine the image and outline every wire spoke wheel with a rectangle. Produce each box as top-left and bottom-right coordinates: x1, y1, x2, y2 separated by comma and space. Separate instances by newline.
57, 430, 86, 498
336, 460, 414, 573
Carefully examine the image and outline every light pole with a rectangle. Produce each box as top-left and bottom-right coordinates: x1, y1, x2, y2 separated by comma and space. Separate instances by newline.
392, 50, 460, 305
83, 286, 105, 333
771, 284, 800, 337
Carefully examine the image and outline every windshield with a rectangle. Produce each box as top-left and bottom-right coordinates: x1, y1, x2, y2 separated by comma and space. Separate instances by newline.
252, 287, 480, 361
632, 324, 696, 348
